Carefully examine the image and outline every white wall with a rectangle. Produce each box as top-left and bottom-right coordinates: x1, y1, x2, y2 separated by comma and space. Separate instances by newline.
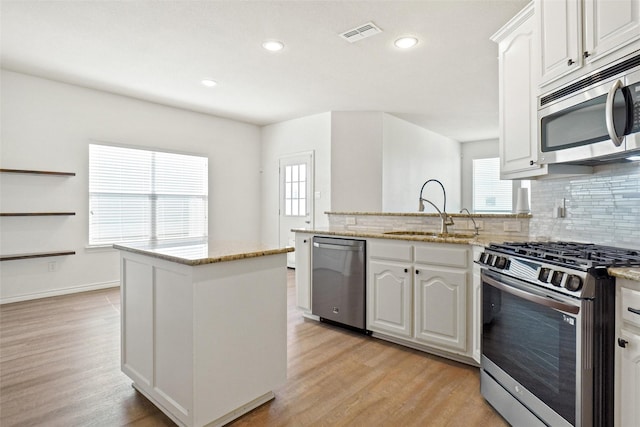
0, 70, 262, 303
460, 139, 499, 210
260, 113, 332, 246
382, 114, 462, 213
330, 112, 384, 212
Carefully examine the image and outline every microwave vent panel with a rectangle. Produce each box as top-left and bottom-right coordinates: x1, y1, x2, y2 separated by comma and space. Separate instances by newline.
340, 22, 382, 43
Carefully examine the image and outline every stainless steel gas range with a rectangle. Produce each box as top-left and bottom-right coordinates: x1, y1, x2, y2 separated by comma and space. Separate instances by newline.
477, 241, 640, 427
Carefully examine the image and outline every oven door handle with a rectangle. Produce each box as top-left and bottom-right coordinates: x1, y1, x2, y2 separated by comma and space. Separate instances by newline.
483, 272, 580, 315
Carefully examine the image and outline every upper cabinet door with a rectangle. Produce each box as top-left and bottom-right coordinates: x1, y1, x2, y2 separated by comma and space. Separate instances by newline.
583, 0, 640, 64
538, 0, 583, 85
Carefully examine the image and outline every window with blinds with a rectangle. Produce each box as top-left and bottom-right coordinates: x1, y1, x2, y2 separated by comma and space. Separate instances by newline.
473, 157, 512, 213
89, 144, 208, 246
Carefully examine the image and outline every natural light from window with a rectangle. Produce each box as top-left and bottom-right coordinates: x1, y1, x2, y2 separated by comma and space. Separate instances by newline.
89, 144, 208, 246
473, 157, 513, 213
284, 163, 307, 217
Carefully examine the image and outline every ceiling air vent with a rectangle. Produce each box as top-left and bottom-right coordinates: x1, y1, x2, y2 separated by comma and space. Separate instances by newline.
340, 22, 382, 43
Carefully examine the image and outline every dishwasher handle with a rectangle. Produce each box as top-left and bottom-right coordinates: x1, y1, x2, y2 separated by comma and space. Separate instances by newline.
313, 242, 363, 251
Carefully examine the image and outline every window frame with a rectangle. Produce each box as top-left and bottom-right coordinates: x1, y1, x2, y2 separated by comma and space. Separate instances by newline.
88, 143, 208, 247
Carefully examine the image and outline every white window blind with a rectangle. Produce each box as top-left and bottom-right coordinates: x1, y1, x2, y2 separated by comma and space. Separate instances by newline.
473, 157, 513, 213
89, 144, 208, 245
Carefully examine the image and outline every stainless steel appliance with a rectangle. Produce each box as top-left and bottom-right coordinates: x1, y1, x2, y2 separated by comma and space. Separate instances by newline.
312, 236, 366, 331
538, 53, 640, 165
477, 242, 640, 427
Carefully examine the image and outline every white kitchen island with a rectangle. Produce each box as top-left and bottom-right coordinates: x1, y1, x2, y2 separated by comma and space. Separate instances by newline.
114, 241, 293, 427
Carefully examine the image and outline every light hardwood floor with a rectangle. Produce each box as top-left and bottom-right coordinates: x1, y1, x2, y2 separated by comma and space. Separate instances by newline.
0, 270, 507, 426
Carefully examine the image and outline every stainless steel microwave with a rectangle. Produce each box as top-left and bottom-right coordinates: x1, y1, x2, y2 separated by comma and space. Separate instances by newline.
538, 53, 640, 165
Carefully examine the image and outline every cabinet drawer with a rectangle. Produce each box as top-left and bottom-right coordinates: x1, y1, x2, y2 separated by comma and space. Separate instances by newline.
368, 241, 412, 262
414, 245, 468, 268
622, 287, 640, 328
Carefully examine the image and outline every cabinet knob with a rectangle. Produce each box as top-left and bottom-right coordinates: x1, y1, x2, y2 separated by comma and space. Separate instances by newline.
529, 160, 535, 166
583, 51, 590, 58
415, 270, 420, 275
618, 338, 628, 348
404, 268, 408, 273
303, 239, 307, 243
567, 59, 575, 66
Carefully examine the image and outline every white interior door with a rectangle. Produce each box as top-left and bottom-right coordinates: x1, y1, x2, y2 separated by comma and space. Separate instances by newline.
279, 152, 314, 268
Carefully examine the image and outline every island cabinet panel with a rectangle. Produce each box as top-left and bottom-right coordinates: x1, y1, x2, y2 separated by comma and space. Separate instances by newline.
121, 258, 154, 387
154, 267, 193, 420
118, 249, 287, 427
191, 258, 287, 426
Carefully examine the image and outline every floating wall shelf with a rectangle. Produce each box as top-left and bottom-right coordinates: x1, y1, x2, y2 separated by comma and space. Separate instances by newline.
0, 251, 76, 262
0, 168, 75, 176
1, 168, 77, 262
0, 212, 76, 217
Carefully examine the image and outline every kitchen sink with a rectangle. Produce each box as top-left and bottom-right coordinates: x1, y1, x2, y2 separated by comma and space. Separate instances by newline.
383, 231, 477, 239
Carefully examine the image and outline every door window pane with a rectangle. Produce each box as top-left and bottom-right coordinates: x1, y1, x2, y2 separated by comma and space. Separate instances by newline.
284, 163, 307, 217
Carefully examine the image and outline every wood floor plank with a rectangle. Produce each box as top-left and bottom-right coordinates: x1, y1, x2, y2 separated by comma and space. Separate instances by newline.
0, 270, 507, 426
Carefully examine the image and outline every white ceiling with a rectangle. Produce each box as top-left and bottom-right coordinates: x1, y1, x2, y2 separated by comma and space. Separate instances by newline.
0, 0, 528, 142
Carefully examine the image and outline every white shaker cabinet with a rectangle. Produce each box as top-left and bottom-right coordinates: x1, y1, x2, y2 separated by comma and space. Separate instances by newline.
537, 0, 640, 88
537, 0, 582, 85
368, 260, 413, 338
295, 233, 312, 312
368, 240, 414, 338
583, 0, 640, 65
491, 3, 543, 179
413, 266, 467, 352
413, 243, 469, 352
368, 239, 474, 363
616, 278, 640, 426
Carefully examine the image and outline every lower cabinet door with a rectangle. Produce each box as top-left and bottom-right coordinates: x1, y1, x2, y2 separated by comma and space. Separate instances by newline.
414, 265, 467, 351
619, 329, 640, 427
368, 260, 412, 338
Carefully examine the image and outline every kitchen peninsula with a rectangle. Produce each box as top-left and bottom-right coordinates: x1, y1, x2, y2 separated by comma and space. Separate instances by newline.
114, 241, 294, 427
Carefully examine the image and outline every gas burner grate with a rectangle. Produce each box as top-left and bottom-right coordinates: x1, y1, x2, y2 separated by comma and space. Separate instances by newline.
489, 241, 640, 269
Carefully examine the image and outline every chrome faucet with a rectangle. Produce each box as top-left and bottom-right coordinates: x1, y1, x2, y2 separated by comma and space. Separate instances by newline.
418, 179, 454, 234
460, 208, 479, 236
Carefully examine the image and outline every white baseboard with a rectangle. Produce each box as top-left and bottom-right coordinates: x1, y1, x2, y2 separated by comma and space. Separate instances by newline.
0, 280, 120, 305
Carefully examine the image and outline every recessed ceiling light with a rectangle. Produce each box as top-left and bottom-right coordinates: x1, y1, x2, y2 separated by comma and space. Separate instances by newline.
201, 79, 217, 87
262, 40, 284, 51
394, 37, 418, 49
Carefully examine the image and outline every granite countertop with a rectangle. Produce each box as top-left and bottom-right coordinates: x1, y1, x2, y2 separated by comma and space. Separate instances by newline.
325, 211, 532, 219
608, 267, 640, 282
294, 228, 640, 282
113, 241, 294, 266
292, 227, 526, 247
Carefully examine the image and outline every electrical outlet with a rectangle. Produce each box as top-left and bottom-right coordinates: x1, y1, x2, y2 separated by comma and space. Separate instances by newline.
345, 217, 356, 225
48, 261, 56, 272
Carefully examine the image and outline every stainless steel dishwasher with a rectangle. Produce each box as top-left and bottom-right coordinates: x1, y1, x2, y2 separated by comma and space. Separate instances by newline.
312, 236, 366, 332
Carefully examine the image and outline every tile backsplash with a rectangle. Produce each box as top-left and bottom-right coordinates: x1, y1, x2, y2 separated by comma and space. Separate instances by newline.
529, 162, 640, 249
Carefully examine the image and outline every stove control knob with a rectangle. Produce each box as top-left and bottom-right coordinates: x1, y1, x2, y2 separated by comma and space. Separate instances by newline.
551, 271, 564, 287
494, 256, 508, 269
538, 268, 551, 283
565, 275, 582, 292
479, 253, 488, 264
